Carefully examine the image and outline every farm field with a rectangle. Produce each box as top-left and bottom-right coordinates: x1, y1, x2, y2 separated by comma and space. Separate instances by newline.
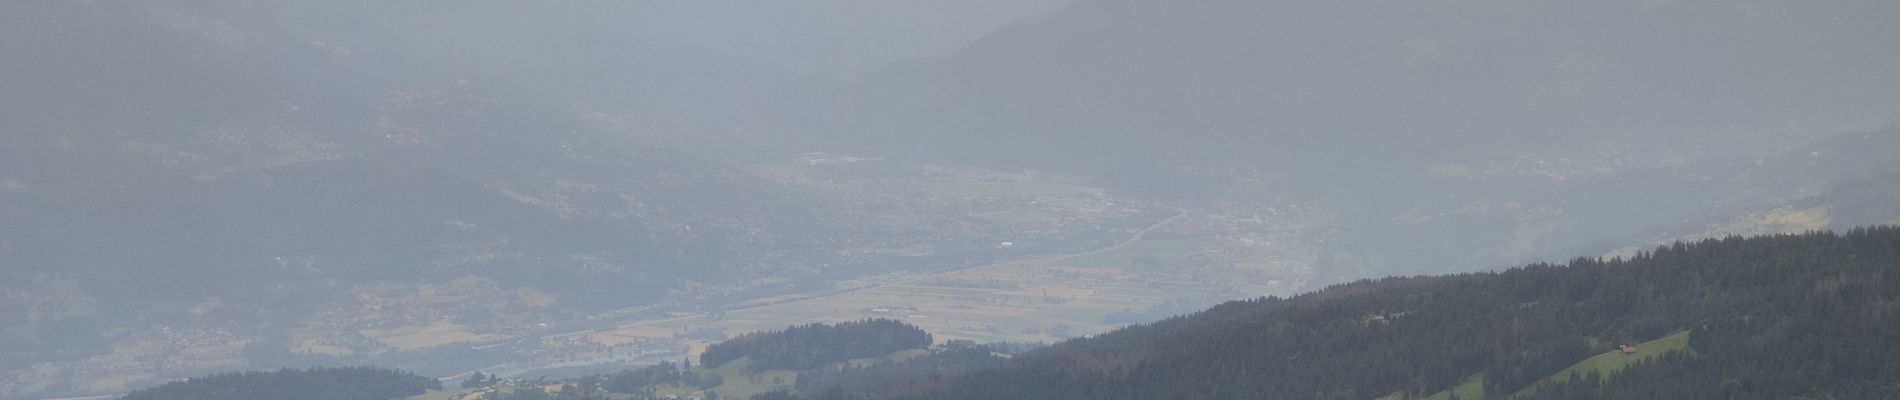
1416, 331, 1694, 400
1517, 331, 1693, 395
361, 321, 504, 350
1421, 375, 1484, 400
1403, 330, 1693, 400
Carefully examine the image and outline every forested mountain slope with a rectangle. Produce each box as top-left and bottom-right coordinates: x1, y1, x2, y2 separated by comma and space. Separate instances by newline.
896, 227, 1900, 399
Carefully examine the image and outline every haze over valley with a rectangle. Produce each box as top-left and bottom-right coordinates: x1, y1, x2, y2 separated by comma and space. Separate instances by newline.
2, 1, 1898, 399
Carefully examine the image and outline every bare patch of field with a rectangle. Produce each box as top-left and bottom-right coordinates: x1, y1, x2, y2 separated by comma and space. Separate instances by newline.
1761, 206, 1831, 230
1604, 206, 1834, 260
587, 315, 701, 347
361, 320, 501, 350
516, 287, 557, 307
292, 340, 356, 356
176, 340, 249, 366
703, 257, 1189, 344
81, 373, 153, 393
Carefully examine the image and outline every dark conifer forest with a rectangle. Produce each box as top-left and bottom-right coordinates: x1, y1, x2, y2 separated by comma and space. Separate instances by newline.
118, 366, 438, 400
700, 319, 933, 372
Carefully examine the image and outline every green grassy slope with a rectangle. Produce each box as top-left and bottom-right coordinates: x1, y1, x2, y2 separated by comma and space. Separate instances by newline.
1513, 331, 1692, 398
1418, 331, 1693, 400
1422, 374, 1485, 400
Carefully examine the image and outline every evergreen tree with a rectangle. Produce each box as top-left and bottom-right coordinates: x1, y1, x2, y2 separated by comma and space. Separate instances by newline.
464, 371, 488, 389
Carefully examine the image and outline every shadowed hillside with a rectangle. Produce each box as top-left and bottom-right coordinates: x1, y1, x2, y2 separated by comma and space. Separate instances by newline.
896, 227, 1900, 399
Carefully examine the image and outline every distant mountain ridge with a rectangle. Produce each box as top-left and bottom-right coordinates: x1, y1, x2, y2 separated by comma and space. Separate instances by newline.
786, 0, 1900, 281
819, 0, 1900, 175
